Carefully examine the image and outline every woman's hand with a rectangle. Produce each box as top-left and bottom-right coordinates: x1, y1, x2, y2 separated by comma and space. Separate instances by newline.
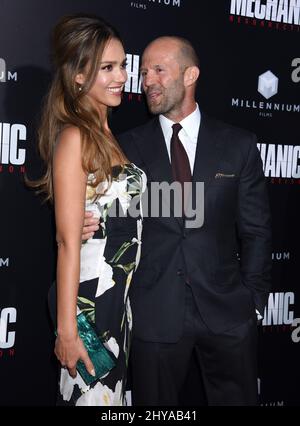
54, 333, 95, 379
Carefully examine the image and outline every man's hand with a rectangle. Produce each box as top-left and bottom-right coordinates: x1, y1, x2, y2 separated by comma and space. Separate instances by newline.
82, 211, 100, 241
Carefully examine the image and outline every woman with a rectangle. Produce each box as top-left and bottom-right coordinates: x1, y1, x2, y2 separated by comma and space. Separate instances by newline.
34, 14, 146, 405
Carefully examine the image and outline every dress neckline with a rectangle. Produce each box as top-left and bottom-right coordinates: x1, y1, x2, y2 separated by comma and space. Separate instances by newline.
111, 163, 132, 169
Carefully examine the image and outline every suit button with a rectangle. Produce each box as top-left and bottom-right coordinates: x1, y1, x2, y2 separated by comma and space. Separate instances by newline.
177, 269, 183, 276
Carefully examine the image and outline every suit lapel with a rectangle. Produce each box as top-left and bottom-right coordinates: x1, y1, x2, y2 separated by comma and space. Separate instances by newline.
182, 115, 222, 232
135, 118, 183, 228
192, 115, 221, 189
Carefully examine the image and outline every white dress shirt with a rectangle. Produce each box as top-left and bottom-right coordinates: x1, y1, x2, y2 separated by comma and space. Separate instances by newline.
159, 103, 200, 173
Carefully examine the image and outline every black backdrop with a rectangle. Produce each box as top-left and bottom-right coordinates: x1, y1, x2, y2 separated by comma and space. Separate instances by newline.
0, 0, 299, 406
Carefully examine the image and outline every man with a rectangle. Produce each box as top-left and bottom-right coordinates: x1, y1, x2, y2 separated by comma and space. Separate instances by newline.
83, 36, 272, 405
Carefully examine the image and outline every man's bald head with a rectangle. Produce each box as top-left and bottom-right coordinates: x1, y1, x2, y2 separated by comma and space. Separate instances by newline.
143, 36, 199, 70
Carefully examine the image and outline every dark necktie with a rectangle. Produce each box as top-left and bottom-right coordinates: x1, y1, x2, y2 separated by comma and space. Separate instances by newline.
170, 123, 192, 185
170, 123, 192, 216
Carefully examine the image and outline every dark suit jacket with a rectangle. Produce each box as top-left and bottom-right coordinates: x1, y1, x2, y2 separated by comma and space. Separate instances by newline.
118, 114, 272, 343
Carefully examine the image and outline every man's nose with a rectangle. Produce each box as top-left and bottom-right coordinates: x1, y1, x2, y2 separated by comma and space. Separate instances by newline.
143, 72, 156, 88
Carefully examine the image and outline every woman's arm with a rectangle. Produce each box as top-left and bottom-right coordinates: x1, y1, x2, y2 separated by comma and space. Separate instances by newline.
53, 126, 95, 378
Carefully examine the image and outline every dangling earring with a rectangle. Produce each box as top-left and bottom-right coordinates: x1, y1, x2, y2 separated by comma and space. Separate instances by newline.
78, 85, 82, 92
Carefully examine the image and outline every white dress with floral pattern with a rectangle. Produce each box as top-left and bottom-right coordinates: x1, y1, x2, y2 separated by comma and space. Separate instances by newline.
55, 163, 146, 406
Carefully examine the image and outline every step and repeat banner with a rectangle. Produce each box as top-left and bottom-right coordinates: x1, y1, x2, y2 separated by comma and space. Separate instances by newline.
0, 0, 299, 406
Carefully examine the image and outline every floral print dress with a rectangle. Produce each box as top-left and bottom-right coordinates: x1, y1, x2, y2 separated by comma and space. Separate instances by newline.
56, 163, 146, 406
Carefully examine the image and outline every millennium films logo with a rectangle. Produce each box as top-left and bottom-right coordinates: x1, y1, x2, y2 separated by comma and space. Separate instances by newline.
258, 70, 278, 99
0, 58, 17, 83
0, 122, 26, 174
0, 307, 17, 358
124, 53, 142, 101
261, 292, 295, 332
130, 0, 181, 11
257, 142, 300, 184
229, 0, 300, 32
231, 69, 300, 118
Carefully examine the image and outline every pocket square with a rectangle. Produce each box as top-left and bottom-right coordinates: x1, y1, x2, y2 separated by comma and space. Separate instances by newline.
215, 173, 236, 178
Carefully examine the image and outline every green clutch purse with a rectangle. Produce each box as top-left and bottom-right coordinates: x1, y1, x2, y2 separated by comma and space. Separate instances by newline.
49, 282, 116, 386
74, 311, 116, 385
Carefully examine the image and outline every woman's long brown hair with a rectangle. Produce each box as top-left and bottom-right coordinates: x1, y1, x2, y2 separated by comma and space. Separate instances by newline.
30, 14, 126, 201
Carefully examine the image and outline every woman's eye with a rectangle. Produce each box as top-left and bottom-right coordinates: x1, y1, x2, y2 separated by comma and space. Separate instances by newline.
121, 62, 128, 69
102, 65, 113, 71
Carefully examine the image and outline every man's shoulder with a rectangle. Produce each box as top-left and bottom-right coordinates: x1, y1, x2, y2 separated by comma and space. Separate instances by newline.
203, 114, 256, 141
200, 114, 260, 168
117, 117, 157, 142
116, 118, 158, 164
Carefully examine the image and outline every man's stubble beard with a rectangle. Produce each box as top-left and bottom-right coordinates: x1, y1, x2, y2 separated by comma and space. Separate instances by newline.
145, 78, 185, 116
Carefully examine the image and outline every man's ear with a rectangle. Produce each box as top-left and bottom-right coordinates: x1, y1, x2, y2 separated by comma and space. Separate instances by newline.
184, 66, 200, 87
